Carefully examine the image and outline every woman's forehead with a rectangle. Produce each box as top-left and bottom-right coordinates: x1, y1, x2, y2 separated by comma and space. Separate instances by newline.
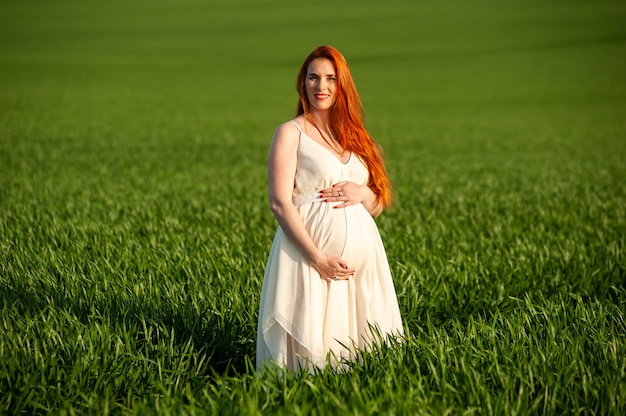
307, 58, 335, 75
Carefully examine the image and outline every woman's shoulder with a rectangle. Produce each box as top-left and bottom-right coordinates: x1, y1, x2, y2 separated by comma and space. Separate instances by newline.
273, 117, 304, 138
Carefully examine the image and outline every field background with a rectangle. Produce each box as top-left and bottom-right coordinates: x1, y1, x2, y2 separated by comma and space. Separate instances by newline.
1, 0, 625, 414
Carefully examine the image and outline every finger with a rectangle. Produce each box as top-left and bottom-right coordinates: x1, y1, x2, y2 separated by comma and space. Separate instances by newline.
327, 275, 351, 282
323, 194, 347, 202
320, 182, 348, 195
336, 269, 350, 277
320, 189, 345, 199
338, 269, 354, 280
320, 184, 344, 194
333, 183, 347, 197
337, 266, 355, 275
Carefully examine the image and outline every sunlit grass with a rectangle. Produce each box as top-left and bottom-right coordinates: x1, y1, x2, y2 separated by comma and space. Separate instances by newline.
1, 0, 625, 414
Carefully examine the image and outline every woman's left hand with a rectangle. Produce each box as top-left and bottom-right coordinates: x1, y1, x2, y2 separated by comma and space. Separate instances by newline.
320, 181, 372, 208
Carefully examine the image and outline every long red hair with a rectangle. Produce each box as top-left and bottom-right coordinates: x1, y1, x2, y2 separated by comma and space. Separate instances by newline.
295, 45, 393, 208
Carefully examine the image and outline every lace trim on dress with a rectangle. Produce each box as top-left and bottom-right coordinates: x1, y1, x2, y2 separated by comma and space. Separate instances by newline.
292, 190, 323, 206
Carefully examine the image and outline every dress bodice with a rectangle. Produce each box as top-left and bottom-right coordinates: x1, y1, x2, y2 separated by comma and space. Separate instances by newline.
291, 120, 369, 197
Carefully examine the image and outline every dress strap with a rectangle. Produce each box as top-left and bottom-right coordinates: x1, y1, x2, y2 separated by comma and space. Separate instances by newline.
290, 119, 304, 135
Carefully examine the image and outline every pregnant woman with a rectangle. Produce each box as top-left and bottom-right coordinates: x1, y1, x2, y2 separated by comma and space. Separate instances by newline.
256, 45, 404, 371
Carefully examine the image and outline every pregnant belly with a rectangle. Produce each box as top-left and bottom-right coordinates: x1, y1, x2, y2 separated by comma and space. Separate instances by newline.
303, 203, 375, 270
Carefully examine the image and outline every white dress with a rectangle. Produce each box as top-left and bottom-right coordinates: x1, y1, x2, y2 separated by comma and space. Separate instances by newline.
256, 120, 404, 371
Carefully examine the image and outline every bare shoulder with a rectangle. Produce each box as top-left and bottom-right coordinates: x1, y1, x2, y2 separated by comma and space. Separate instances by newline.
273, 119, 300, 139
271, 119, 302, 152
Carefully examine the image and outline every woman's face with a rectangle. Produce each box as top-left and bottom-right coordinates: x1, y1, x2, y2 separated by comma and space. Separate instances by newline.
305, 58, 337, 113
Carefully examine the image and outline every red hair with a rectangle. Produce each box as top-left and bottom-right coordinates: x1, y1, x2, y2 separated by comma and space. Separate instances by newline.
295, 45, 393, 208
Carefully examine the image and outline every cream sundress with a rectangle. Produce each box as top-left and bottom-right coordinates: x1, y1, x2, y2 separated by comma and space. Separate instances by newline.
256, 120, 403, 371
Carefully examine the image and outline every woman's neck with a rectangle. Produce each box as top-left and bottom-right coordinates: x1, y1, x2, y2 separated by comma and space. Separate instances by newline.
307, 110, 331, 131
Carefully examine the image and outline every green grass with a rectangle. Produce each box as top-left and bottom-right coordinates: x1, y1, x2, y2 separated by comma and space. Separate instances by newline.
1, 0, 625, 414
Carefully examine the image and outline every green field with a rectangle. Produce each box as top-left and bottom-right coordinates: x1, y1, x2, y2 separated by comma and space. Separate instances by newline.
1, 0, 625, 413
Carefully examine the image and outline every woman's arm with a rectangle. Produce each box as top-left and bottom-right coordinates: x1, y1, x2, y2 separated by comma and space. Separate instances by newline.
268, 122, 354, 281
360, 186, 384, 218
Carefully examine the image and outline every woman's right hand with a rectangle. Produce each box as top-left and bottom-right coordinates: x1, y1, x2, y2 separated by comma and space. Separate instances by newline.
312, 254, 355, 282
